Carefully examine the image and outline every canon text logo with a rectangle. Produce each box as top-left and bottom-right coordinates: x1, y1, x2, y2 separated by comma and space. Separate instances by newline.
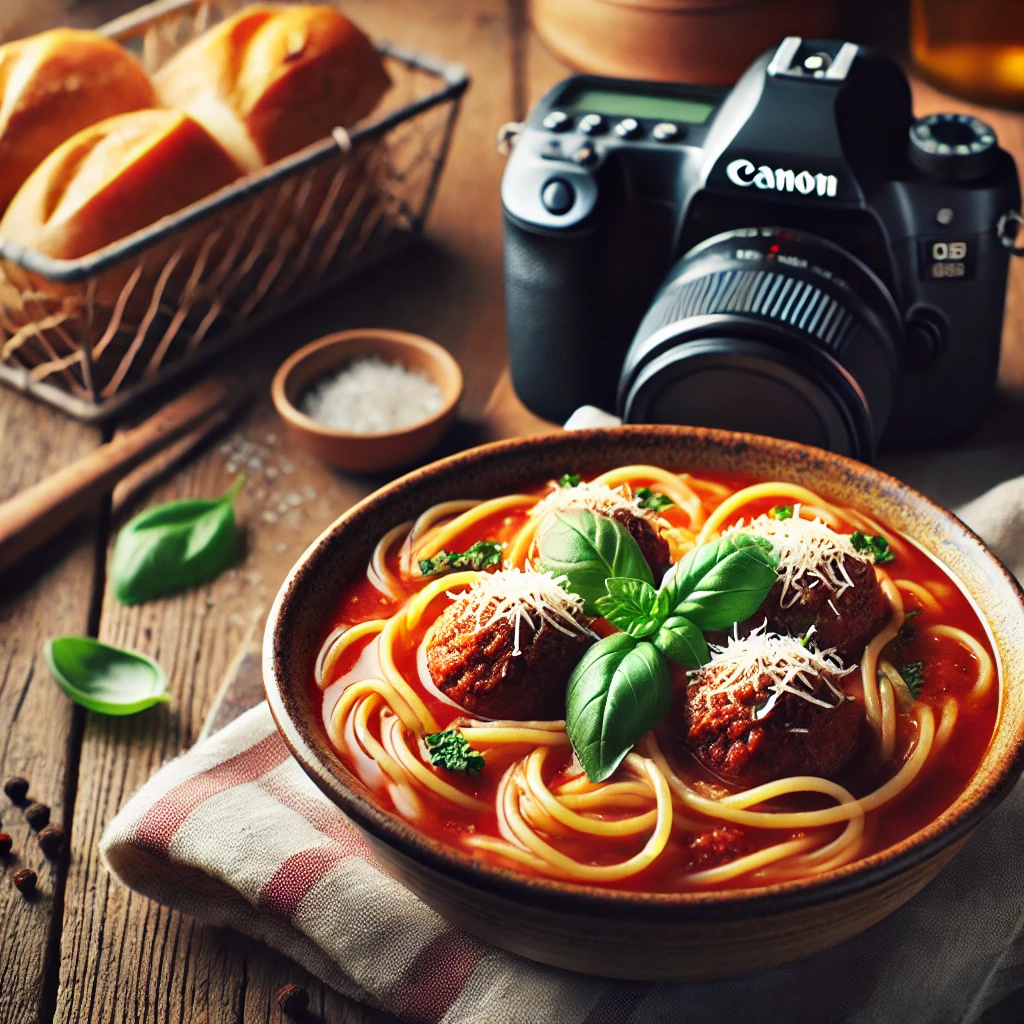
725, 158, 838, 198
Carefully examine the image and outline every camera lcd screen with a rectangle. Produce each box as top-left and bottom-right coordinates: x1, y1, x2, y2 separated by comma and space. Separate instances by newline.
565, 87, 717, 124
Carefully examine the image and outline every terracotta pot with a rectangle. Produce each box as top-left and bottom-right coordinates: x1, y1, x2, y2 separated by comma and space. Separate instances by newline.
264, 426, 1024, 979
531, 0, 840, 85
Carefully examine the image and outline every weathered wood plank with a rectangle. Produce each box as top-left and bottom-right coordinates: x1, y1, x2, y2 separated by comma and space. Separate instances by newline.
0, 394, 101, 1024
54, 0, 517, 1020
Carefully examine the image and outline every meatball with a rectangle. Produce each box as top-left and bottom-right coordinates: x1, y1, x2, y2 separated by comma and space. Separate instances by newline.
609, 508, 672, 580
738, 515, 888, 663
763, 552, 886, 662
684, 631, 861, 787
425, 570, 594, 720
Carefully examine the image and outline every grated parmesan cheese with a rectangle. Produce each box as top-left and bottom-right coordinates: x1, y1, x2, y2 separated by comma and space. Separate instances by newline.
530, 481, 642, 519
691, 624, 854, 719
300, 356, 443, 434
447, 566, 595, 656
728, 508, 871, 609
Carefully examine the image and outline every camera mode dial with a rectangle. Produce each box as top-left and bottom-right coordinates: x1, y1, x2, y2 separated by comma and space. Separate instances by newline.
910, 113, 998, 181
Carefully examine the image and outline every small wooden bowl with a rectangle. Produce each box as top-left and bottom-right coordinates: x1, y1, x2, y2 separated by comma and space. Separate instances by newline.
271, 329, 463, 473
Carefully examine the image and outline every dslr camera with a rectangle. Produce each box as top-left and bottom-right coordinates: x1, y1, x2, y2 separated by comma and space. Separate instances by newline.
501, 37, 1022, 457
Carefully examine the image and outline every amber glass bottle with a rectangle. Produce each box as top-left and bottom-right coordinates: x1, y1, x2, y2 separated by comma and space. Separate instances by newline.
912, 0, 1024, 105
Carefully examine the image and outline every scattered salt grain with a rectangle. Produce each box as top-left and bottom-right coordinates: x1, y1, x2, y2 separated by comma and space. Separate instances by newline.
300, 356, 443, 434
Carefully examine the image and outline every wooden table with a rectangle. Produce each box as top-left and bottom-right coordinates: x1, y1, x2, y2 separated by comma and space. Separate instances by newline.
3, 3, 1024, 1022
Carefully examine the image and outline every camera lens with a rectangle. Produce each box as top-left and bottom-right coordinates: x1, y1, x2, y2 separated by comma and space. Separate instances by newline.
617, 228, 903, 458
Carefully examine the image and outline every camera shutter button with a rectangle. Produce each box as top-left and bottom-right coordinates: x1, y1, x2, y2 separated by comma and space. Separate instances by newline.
541, 177, 575, 215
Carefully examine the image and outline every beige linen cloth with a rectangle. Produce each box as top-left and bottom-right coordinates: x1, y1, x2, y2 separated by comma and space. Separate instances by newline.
102, 411, 1024, 1024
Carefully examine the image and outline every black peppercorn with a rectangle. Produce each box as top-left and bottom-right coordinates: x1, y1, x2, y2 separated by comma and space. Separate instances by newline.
38, 824, 65, 858
12, 868, 36, 894
24, 802, 50, 830
0, 833, 11, 856
3, 777, 28, 803
276, 984, 309, 1017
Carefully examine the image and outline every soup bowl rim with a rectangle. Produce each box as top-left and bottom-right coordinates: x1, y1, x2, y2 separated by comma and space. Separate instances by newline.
263, 424, 1024, 922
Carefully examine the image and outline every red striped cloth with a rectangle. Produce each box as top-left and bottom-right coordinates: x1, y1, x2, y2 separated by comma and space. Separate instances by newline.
101, 702, 1024, 1024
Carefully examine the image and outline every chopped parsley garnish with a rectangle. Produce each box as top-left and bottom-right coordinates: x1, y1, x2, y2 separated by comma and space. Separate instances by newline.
424, 729, 484, 775
636, 487, 674, 513
900, 661, 925, 699
770, 504, 794, 520
418, 540, 503, 577
898, 609, 922, 646
558, 473, 581, 488
850, 530, 895, 564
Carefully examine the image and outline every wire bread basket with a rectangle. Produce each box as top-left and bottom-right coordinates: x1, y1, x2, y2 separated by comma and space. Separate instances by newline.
0, 0, 468, 420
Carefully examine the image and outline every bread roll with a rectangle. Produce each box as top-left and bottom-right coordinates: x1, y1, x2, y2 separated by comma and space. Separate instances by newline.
0, 109, 243, 259
0, 29, 156, 214
153, 4, 390, 171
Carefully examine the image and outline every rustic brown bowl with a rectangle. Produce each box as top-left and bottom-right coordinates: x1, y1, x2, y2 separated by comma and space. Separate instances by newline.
271, 329, 463, 473
263, 426, 1024, 980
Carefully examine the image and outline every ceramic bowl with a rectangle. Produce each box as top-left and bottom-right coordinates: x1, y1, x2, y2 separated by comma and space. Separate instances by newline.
271, 329, 463, 473
263, 426, 1024, 980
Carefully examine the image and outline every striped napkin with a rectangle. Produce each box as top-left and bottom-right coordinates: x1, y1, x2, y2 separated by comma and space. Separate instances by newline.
101, 697, 1024, 1024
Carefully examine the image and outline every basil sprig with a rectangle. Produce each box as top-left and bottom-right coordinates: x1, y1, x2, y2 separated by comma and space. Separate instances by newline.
538, 509, 779, 780
535, 508, 653, 614
110, 475, 246, 605
45, 636, 169, 716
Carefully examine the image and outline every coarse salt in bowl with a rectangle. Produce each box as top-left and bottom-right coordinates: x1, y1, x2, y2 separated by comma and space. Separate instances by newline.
300, 357, 444, 434
271, 330, 463, 473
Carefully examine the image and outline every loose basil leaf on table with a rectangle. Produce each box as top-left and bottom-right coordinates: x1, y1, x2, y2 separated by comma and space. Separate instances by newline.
566, 633, 672, 782
45, 636, 169, 716
652, 615, 709, 668
595, 577, 661, 638
536, 508, 654, 614
110, 474, 246, 605
659, 532, 779, 631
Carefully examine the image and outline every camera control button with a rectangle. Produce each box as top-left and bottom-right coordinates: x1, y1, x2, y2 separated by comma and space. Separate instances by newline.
613, 117, 643, 140
652, 122, 681, 142
578, 113, 606, 135
571, 143, 599, 167
909, 113, 998, 180
542, 110, 572, 132
541, 177, 575, 215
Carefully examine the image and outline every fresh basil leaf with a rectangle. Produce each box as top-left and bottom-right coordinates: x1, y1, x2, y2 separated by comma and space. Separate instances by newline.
536, 508, 654, 614
652, 615, 709, 668
558, 473, 580, 488
636, 488, 674, 513
770, 504, 794, 520
566, 633, 672, 782
595, 578, 661, 637
110, 475, 246, 605
45, 636, 169, 716
661, 532, 779, 631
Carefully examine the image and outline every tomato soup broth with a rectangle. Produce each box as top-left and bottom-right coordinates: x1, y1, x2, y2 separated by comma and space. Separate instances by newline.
314, 468, 998, 893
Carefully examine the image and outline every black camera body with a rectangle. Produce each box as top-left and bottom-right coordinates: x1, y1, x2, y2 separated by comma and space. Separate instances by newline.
502, 37, 1021, 457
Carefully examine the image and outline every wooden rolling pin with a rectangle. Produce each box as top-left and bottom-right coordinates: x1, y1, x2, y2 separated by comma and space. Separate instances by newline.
0, 377, 238, 574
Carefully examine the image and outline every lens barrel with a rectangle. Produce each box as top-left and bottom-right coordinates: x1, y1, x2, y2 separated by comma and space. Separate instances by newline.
617, 228, 903, 458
